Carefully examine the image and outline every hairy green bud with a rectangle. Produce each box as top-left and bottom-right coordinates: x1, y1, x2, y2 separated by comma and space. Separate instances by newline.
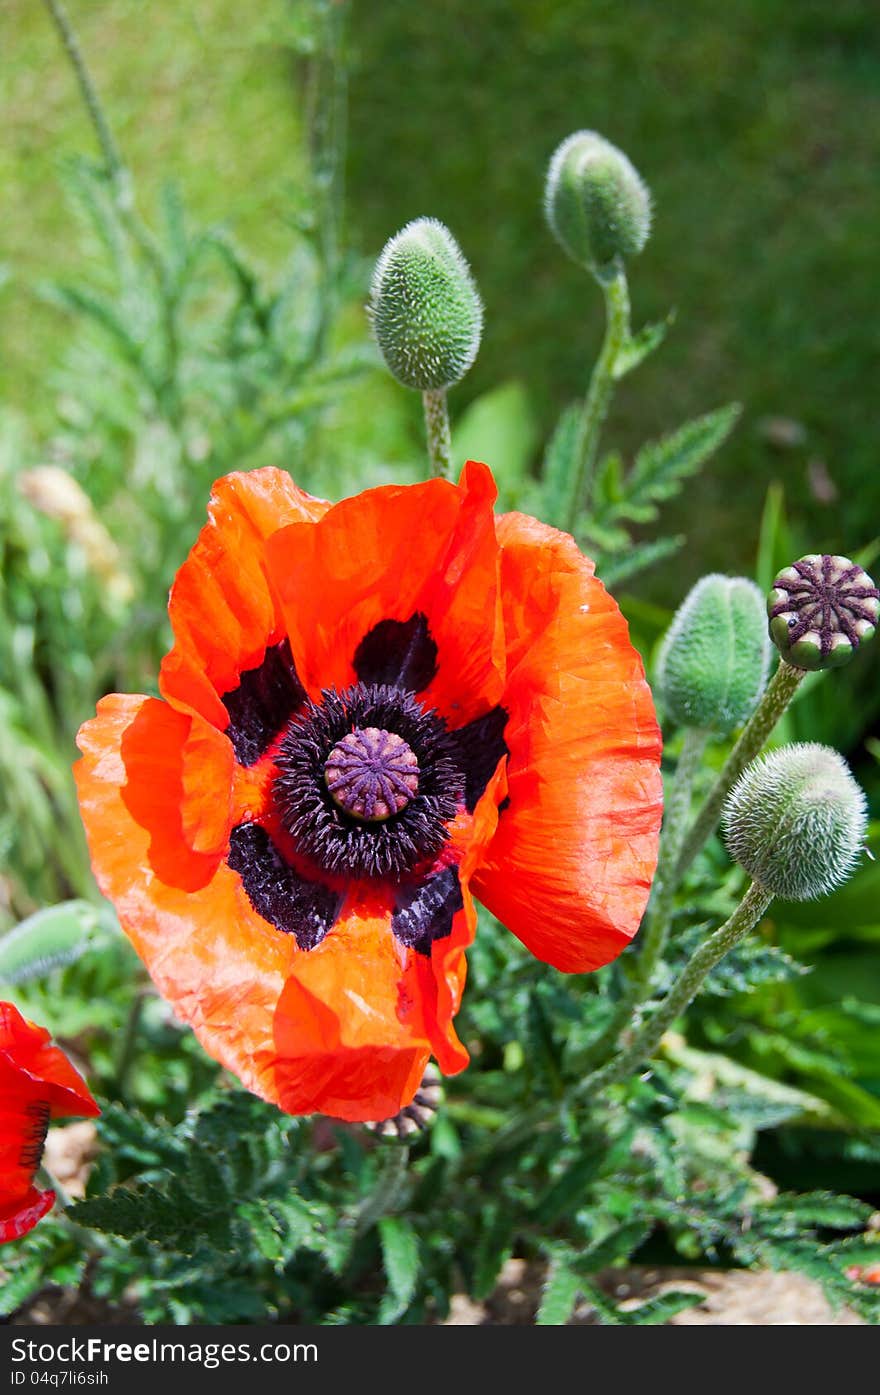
368, 218, 483, 390
722, 744, 867, 901
655, 575, 771, 734
544, 131, 651, 277
768, 554, 879, 671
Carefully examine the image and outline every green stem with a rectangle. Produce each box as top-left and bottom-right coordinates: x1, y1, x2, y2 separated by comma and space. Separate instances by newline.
42, 0, 127, 201
578, 879, 774, 1097
423, 388, 453, 479
483, 880, 774, 1161
582, 726, 709, 1067
672, 661, 805, 888
635, 726, 710, 991
115, 989, 147, 1099
38, 1164, 71, 1211
564, 265, 631, 534
306, 0, 350, 356
355, 1144, 410, 1236
44, 0, 181, 422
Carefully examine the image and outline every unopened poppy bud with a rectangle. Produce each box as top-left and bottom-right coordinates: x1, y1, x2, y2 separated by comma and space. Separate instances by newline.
368, 218, 483, 390
655, 575, 771, 734
722, 743, 867, 901
544, 131, 651, 277
768, 554, 879, 670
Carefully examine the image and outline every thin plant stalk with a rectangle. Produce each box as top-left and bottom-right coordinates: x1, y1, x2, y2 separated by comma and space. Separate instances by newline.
423, 388, 453, 479
484, 879, 773, 1157
577, 879, 774, 1097
565, 266, 631, 533
583, 725, 709, 1065
671, 661, 805, 888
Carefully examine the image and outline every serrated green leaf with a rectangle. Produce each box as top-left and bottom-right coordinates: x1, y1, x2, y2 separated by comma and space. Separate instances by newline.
598, 535, 684, 588
571, 1221, 652, 1275
763, 1191, 872, 1232
542, 402, 580, 526
0, 1260, 45, 1317
612, 311, 675, 380
472, 1203, 515, 1301
629, 403, 741, 508
536, 1252, 581, 1326
534, 1149, 604, 1225
621, 1289, 704, 1324
378, 1216, 419, 1322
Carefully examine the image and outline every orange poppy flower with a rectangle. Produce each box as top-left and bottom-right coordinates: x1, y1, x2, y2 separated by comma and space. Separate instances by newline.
0, 1002, 100, 1243
75, 463, 661, 1122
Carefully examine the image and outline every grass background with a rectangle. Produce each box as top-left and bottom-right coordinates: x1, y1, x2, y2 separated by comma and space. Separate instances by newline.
3, 0, 879, 600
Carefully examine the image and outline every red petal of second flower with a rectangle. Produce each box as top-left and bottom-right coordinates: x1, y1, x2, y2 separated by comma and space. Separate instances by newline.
0, 1185, 55, 1244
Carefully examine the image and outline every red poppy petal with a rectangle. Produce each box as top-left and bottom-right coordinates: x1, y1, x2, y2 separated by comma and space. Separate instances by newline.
472, 513, 663, 972
0, 1186, 55, 1244
159, 468, 329, 730
76, 695, 234, 898
271, 889, 435, 1121
416, 761, 507, 1072
266, 459, 505, 725
0, 1004, 99, 1119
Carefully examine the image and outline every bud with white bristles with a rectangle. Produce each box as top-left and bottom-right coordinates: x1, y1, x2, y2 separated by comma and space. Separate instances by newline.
722, 743, 868, 901
368, 218, 483, 391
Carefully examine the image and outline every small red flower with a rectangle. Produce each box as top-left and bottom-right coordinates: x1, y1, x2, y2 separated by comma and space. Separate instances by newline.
75, 463, 661, 1121
0, 1002, 100, 1243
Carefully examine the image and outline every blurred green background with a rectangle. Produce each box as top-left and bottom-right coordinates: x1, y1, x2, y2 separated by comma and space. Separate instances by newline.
5, 0, 879, 590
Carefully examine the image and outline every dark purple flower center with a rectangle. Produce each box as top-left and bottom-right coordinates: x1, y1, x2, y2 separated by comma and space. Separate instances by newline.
324, 726, 420, 822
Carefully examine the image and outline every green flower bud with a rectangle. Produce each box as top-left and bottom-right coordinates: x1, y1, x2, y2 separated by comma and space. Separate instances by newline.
722, 744, 867, 901
544, 131, 651, 277
768, 554, 879, 671
655, 575, 772, 734
368, 218, 483, 391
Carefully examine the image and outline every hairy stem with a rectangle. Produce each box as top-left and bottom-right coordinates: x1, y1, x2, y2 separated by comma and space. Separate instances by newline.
672, 661, 805, 887
423, 388, 453, 479
579, 879, 774, 1097
583, 726, 709, 1067
44, 0, 181, 422
306, 0, 350, 356
43, 0, 126, 199
634, 725, 710, 992
565, 266, 631, 533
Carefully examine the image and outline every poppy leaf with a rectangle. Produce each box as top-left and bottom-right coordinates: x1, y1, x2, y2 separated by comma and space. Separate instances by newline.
536, 1251, 581, 1326
378, 1215, 420, 1323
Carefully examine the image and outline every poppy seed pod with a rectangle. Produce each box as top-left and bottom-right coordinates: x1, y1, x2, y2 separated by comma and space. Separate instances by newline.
545, 131, 651, 277
368, 218, 483, 390
655, 575, 771, 734
722, 744, 868, 901
768, 554, 879, 671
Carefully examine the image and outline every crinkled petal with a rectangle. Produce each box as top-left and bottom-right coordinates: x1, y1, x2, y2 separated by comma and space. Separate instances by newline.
266, 460, 505, 726
472, 513, 662, 972
159, 468, 328, 730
